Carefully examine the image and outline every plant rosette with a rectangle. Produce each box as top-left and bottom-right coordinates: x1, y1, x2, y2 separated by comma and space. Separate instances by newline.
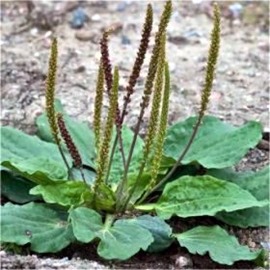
1, 1, 269, 267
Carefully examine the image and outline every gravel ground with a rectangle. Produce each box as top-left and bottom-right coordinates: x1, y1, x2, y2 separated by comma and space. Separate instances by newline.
1, 1, 269, 269
1, 1, 269, 133
0, 251, 108, 270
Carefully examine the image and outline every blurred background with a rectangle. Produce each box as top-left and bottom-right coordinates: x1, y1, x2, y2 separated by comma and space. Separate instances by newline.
1, 1, 269, 134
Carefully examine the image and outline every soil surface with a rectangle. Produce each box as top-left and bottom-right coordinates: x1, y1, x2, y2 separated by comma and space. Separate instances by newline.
1, 1, 269, 269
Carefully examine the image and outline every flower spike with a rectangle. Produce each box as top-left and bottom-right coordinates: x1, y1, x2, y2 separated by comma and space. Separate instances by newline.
94, 67, 119, 190
199, 3, 220, 117
45, 38, 71, 174
93, 62, 105, 151
57, 113, 82, 168
45, 37, 60, 145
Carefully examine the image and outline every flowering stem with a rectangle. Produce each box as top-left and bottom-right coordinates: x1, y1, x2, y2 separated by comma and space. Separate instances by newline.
45, 37, 71, 175
104, 5, 153, 185
115, 1, 172, 212
138, 3, 221, 202
100, 30, 126, 181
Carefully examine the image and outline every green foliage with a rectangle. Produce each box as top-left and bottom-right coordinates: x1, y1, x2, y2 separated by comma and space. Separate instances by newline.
132, 215, 173, 252
1, 126, 65, 164
1, 171, 38, 203
70, 207, 154, 260
175, 226, 262, 265
36, 99, 96, 169
208, 166, 270, 227
109, 126, 144, 186
0, 1, 268, 266
30, 181, 93, 207
1, 203, 75, 253
2, 158, 67, 185
163, 116, 262, 168
136, 175, 267, 219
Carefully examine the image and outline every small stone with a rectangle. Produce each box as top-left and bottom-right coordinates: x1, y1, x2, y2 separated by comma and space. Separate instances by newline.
74, 65, 86, 73
75, 30, 94, 42
30, 27, 39, 36
258, 42, 269, 52
175, 255, 193, 269
116, 1, 128, 12
121, 35, 131, 45
91, 14, 101, 22
228, 3, 243, 18
70, 7, 89, 29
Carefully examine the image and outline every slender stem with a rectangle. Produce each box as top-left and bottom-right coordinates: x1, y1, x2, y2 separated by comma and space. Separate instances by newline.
137, 115, 203, 204
57, 144, 73, 179
104, 1, 153, 184
79, 167, 86, 183
121, 157, 146, 211
104, 102, 130, 184
115, 107, 146, 209
105, 134, 118, 184
116, 126, 126, 166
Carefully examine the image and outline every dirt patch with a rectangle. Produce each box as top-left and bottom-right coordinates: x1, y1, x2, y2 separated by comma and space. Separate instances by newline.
1, 1, 269, 133
1, 1, 269, 269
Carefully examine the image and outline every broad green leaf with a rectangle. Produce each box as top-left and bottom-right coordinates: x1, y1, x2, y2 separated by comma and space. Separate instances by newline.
1, 126, 67, 164
133, 215, 173, 252
70, 207, 154, 260
1, 203, 74, 253
139, 175, 267, 219
36, 100, 96, 169
97, 219, 153, 260
2, 158, 67, 185
1, 170, 39, 203
208, 166, 269, 227
163, 116, 262, 169
109, 126, 144, 186
69, 207, 103, 243
175, 225, 261, 265
30, 181, 93, 207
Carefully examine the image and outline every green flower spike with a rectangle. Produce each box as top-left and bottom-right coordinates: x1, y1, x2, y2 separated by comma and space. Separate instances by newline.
143, 33, 166, 163
147, 3, 221, 198
100, 29, 125, 171
93, 62, 105, 152
45, 37, 60, 145
94, 67, 119, 191
200, 3, 221, 117
138, 61, 171, 204
149, 61, 171, 189
122, 34, 167, 209
45, 37, 70, 173
116, 0, 172, 210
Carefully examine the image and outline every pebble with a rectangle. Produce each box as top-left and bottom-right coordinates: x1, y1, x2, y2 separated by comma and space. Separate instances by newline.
175, 255, 193, 269
75, 30, 95, 42
91, 14, 101, 22
228, 3, 243, 19
116, 0, 132, 12
183, 29, 202, 38
30, 28, 39, 36
70, 7, 89, 29
121, 35, 131, 45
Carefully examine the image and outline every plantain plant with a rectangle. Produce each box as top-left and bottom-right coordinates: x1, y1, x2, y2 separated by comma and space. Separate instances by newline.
1, 1, 269, 266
